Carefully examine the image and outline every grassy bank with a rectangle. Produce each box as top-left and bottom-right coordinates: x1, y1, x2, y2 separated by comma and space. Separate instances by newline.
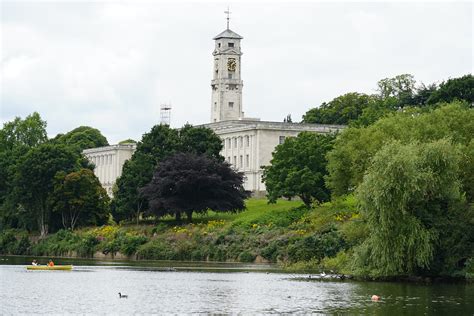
2, 197, 473, 279
0, 199, 361, 270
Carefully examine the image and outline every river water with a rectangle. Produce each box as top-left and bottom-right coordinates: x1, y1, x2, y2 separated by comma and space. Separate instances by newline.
1, 256, 473, 315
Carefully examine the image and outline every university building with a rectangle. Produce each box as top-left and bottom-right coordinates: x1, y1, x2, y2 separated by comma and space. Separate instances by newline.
83, 22, 343, 196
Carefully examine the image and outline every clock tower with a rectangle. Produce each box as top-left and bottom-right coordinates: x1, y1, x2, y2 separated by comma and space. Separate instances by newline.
211, 22, 244, 122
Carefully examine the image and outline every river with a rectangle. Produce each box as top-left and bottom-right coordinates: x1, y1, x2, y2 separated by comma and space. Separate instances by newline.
1, 256, 473, 314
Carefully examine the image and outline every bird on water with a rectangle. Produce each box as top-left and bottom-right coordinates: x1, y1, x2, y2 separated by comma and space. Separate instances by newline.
118, 292, 128, 298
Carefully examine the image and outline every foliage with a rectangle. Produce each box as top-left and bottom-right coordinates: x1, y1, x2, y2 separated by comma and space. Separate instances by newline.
141, 152, 249, 221
263, 132, 335, 207
326, 102, 474, 197
50, 169, 110, 230
0, 229, 32, 255
302, 93, 377, 125
355, 140, 472, 277
114, 124, 223, 222
376, 73, 416, 106
53, 126, 109, 152
13, 143, 84, 236
119, 139, 137, 144
427, 74, 473, 105
0, 112, 47, 151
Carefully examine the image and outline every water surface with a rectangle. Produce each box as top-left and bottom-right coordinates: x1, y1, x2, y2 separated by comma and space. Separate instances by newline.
1, 257, 472, 314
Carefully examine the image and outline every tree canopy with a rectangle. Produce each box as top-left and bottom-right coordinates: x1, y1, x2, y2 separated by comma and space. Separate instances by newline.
0, 112, 47, 151
13, 143, 85, 236
54, 126, 109, 152
302, 93, 376, 125
355, 140, 473, 277
326, 101, 474, 198
51, 168, 110, 230
113, 124, 223, 222
141, 152, 249, 221
262, 132, 335, 207
301, 74, 472, 126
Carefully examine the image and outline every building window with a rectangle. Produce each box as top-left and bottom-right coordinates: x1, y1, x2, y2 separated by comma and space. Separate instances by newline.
234, 138, 237, 147
227, 156, 231, 162
239, 155, 243, 168
222, 140, 225, 149
239, 137, 243, 148
218, 43, 221, 48
279, 136, 286, 144
228, 73, 233, 79
233, 156, 237, 165
246, 135, 250, 147
227, 138, 231, 149
214, 102, 217, 110
228, 102, 234, 108
228, 42, 234, 47
246, 154, 249, 167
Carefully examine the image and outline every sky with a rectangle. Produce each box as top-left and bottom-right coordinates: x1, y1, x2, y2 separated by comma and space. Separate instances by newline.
1, 1, 472, 144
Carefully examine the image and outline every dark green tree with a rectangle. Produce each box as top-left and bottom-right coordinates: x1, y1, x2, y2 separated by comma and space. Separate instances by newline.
178, 124, 223, 160
302, 93, 377, 125
262, 132, 335, 207
427, 74, 473, 105
0, 113, 47, 230
50, 168, 110, 230
141, 152, 249, 221
113, 124, 223, 222
14, 143, 84, 236
54, 126, 109, 152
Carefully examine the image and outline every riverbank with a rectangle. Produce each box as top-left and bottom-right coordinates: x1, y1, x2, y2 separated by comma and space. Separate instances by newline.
1, 198, 473, 280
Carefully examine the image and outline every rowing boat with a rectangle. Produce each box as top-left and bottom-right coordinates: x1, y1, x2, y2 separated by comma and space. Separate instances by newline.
26, 265, 73, 270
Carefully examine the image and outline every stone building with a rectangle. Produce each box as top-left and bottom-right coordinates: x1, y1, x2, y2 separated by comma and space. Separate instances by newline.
82, 144, 136, 196
201, 24, 343, 194
83, 21, 343, 196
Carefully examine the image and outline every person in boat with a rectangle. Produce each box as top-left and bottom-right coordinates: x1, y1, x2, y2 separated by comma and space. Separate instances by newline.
31, 259, 38, 266
48, 259, 55, 267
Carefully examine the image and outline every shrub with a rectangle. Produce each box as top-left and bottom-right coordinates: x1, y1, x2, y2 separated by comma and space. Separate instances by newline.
238, 250, 256, 262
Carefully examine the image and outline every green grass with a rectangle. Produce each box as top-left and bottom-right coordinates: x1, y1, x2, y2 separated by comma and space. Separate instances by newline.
156, 198, 304, 225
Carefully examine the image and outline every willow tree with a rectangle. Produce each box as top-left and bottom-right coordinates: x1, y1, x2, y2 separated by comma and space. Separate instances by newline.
355, 139, 470, 277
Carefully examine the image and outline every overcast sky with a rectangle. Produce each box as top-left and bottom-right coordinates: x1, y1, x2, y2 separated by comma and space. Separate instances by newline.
1, 1, 472, 144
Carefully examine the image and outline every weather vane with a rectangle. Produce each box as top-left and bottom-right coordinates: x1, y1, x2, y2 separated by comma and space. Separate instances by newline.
224, 7, 231, 29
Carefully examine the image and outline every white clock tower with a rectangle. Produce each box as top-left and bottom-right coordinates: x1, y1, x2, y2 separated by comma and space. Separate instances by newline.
211, 13, 244, 122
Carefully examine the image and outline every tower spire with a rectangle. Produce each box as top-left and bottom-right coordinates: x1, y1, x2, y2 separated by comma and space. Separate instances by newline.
224, 7, 231, 29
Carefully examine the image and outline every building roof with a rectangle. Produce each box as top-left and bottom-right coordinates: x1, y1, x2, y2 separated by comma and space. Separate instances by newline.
213, 29, 243, 40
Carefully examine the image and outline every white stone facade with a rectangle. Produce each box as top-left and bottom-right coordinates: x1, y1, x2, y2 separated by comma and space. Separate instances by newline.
202, 120, 343, 193
82, 144, 136, 196
211, 29, 244, 122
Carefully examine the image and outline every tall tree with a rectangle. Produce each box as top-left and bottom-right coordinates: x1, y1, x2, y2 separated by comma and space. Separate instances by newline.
51, 169, 110, 230
113, 124, 223, 222
302, 93, 377, 125
326, 101, 474, 197
377, 73, 416, 106
0, 112, 47, 151
355, 140, 473, 277
427, 74, 473, 105
262, 132, 335, 207
14, 144, 84, 236
54, 126, 109, 152
141, 152, 249, 221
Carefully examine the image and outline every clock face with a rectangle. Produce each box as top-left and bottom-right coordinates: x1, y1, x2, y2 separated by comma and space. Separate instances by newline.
227, 58, 236, 71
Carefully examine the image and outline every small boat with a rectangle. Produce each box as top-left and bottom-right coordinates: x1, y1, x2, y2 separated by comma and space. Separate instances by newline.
26, 265, 73, 271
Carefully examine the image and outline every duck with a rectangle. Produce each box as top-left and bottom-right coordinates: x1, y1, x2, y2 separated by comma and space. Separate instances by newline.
118, 292, 128, 298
